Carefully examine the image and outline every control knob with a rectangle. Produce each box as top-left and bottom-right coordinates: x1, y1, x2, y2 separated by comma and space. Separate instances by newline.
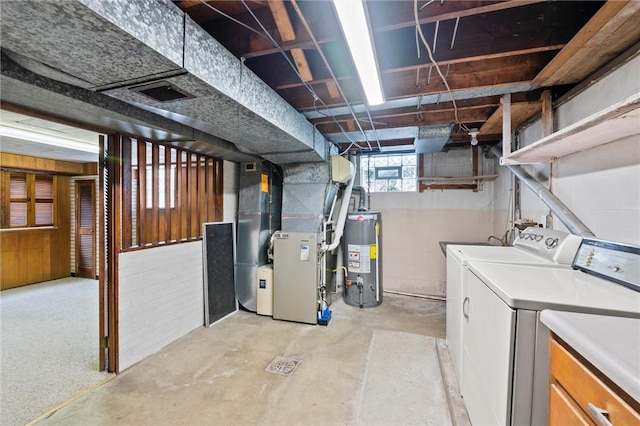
545, 237, 559, 249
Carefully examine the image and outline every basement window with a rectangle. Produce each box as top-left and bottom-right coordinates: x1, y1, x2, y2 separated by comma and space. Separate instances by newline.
361, 154, 417, 192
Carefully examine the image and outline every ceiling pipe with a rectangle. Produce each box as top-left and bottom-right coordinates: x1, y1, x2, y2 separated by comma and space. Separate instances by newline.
489, 146, 595, 237
490, 146, 594, 237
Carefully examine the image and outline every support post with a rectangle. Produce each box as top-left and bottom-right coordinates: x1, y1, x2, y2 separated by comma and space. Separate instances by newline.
501, 93, 512, 158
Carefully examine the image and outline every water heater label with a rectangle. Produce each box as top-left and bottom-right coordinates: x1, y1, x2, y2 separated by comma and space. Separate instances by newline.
259, 279, 267, 289
261, 174, 269, 193
370, 244, 377, 259
348, 244, 370, 273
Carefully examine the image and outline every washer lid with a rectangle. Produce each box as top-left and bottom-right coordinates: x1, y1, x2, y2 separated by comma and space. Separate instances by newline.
446, 245, 559, 266
467, 262, 640, 316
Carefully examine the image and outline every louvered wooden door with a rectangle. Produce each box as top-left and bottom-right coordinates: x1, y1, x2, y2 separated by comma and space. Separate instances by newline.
75, 180, 96, 279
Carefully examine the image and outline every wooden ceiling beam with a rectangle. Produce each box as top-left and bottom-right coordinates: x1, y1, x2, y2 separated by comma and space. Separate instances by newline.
310, 97, 502, 126
479, 101, 542, 135
268, 0, 314, 82
208, 0, 550, 60
316, 106, 497, 134
533, 1, 640, 87
270, 45, 562, 91
373, 0, 546, 33
294, 52, 536, 104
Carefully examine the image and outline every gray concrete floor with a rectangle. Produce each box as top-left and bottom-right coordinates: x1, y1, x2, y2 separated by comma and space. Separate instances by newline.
38, 294, 470, 425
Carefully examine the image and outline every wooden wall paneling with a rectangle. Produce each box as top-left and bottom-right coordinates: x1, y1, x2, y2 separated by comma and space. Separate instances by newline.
198, 156, 206, 235
98, 135, 107, 370
0, 171, 9, 227
193, 154, 201, 238
174, 149, 183, 242
0, 152, 90, 176
151, 144, 159, 245
186, 153, 193, 239
215, 160, 224, 221
164, 146, 172, 243
136, 141, 147, 246
1, 241, 21, 289
207, 159, 215, 222
50, 176, 71, 279
121, 138, 132, 249
107, 134, 121, 372
25, 230, 46, 284
192, 154, 200, 238
0, 176, 71, 289
25, 174, 35, 226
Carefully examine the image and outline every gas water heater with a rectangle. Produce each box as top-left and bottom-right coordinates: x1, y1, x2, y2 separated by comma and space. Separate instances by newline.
344, 212, 382, 308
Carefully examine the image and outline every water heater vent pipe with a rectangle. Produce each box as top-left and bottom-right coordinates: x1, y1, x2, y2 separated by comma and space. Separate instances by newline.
321, 159, 356, 252
489, 146, 594, 237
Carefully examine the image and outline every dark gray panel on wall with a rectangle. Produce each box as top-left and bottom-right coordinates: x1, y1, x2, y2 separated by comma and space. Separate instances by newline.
202, 222, 237, 326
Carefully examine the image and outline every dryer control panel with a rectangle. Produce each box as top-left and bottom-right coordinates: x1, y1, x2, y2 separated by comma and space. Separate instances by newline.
573, 238, 640, 292
513, 227, 582, 264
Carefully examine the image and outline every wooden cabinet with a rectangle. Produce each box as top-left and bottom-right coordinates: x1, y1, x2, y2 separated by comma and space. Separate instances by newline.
549, 335, 640, 426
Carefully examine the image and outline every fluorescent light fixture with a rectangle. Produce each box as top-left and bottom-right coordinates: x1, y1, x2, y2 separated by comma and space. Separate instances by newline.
0, 125, 99, 154
332, 0, 385, 106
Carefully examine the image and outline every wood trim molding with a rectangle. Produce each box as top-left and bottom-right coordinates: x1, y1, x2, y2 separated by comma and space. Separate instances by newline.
0, 152, 97, 176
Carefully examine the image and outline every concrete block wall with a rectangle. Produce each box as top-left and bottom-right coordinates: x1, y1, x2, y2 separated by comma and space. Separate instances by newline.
553, 135, 640, 244
504, 53, 640, 245
367, 149, 499, 298
118, 241, 204, 371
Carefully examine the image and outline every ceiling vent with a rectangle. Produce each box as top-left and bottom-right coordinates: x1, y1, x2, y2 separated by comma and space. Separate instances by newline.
129, 81, 194, 103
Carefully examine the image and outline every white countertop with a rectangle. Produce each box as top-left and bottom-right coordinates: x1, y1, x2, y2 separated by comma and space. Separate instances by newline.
540, 310, 640, 403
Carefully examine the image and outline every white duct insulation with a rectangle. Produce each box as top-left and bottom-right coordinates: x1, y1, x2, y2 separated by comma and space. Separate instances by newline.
489, 146, 595, 237
321, 161, 356, 253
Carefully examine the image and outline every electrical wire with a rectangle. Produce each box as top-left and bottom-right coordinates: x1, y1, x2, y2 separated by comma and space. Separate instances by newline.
289, 0, 381, 154
197, 0, 362, 153
239, 0, 377, 155
414, 0, 469, 133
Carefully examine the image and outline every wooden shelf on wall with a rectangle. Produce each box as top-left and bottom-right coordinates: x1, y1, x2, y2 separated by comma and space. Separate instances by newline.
502, 91, 640, 164
418, 175, 499, 182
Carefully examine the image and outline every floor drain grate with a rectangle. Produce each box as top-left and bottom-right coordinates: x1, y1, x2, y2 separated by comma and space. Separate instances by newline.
265, 356, 300, 376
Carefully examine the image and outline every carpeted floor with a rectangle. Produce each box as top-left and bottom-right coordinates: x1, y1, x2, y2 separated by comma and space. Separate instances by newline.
0, 278, 113, 426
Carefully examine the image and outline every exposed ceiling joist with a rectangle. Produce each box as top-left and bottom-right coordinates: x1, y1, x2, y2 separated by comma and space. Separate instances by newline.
533, 0, 640, 86
373, 0, 546, 33
479, 101, 542, 135
267, 0, 313, 82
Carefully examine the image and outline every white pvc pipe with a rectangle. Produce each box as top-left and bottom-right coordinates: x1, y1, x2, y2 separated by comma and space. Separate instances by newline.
321, 161, 355, 252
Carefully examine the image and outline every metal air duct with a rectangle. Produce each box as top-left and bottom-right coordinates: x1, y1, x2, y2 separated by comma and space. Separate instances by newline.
0, 0, 329, 164
236, 161, 282, 312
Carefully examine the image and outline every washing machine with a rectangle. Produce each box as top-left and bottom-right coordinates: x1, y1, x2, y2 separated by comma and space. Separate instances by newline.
445, 227, 582, 388
461, 238, 640, 425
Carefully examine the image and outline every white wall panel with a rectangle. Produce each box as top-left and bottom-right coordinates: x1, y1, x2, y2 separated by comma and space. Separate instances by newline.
118, 241, 203, 371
